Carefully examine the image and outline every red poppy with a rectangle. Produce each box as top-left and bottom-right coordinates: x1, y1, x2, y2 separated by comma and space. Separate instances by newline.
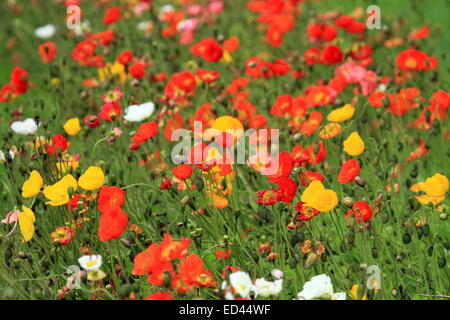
299, 171, 324, 186
129, 62, 145, 79
83, 115, 101, 128
103, 6, 121, 25
98, 101, 121, 122
160, 176, 173, 190
172, 163, 193, 181
346, 201, 373, 223
338, 159, 361, 184
267, 151, 293, 180
223, 36, 240, 53
215, 249, 232, 260
273, 177, 297, 203
98, 206, 129, 241
117, 50, 133, 65
176, 254, 216, 290
321, 45, 343, 65
396, 48, 437, 71
45, 134, 68, 154
196, 68, 219, 83
256, 189, 281, 206
132, 121, 158, 143
295, 201, 320, 221
190, 38, 223, 62
10, 67, 29, 95
38, 41, 57, 63
143, 292, 173, 300
98, 186, 126, 212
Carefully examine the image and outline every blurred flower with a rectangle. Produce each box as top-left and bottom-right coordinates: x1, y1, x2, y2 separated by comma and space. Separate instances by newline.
124, 102, 154, 122
327, 104, 355, 122
2, 209, 20, 224
11, 118, 38, 135
35, 24, 56, 39
253, 278, 282, 298
63, 118, 81, 136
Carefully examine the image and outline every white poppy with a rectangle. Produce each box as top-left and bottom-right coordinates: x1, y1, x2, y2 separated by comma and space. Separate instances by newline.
0, 151, 15, 162
229, 271, 253, 298
10, 118, 38, 135
297, 274, 345, 300
78, 255, 103, 271
253, 278, 283, 298
35, 24, 56, 39
124, 102, 155, 122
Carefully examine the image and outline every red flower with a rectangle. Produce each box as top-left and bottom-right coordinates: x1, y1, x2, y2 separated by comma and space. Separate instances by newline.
45, 134, 67, 154
143, 292, 173, 300
38, 41, 57, 63
346, 201, 373, 223
160, 176, 173, 190
129, 62, 145, 79
273, 177, 297, 203
103, 6, 121, 25
196, 68, 219, 83
98, 186, 126, 212
172, 163, 193, 181
98, 101, 121, 122
338, 159, 360, 184
321, 45, 343, 65
215, 249, 232, 260
131, 121, 158, 143
10, 67, 29, 95
295, 202, 320, 221
396, 48, 437, 71
176, 254, 216, 290
267, 151, 293, 180
256, 189, 281, 206
98, 206, 129, 241
299, 171, 324, 186
83, 115, 101, 128
117, 50, 133, 65
190, 38, 223, 62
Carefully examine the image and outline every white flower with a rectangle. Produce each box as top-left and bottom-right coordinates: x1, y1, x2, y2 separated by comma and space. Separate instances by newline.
78, 255, 103, 271
137, 21, 153, 32
0, 151, 14, 162
35, 24, 56, 39
297, 274, 345, 300
10, 118, 38, 135
124, 102, 155, 122
159, 4, 174, 19
229, 271, 253, 298
253, 278, 283, 298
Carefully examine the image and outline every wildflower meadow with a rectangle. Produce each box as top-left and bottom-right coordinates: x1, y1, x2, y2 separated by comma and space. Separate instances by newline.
0, 0, 449, 303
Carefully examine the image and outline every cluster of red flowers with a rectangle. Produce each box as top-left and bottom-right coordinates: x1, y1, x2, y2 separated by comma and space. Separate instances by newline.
132, 234, 216, 297
97, 185, 128, 241
0, 67, 30, 103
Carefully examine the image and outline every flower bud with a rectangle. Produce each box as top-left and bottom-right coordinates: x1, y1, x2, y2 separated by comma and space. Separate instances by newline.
402, 233, 411, 244
180, 195, 190, 206
354, 176, 365, 187
304, 252, 319, 269
343, 196, 354, 208
439, 213, 448, 221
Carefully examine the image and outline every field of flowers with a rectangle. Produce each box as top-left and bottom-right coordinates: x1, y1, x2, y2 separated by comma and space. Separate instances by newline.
0, 0, 449, 301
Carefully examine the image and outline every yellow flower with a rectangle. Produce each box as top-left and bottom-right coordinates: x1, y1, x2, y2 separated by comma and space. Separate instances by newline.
410, 173, 448, 205
21, 170, 43, 198
98, 62, 129, 83
422, 173, 449, 197
18, 205, 35, 242
78, 166, 105, 191
63, 118, 81, 136
207, 116, 244, 140
343, 131, 365, 156
327, 104, 355, 122
43, 174, 78, 206
301, 180, 338, 212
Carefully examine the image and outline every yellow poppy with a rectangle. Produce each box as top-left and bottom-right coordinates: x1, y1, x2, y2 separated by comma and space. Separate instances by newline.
410, 173, 448, 205
343, 131, 365, 156
78, 166, 105, 191
301, 180, 338, 212
43, 174, 78, 206
21, 170, 43, 198
327, 104, 355, 122
18, 205, 35, 242
208, 116, 244, 140
63, 118, 81, 136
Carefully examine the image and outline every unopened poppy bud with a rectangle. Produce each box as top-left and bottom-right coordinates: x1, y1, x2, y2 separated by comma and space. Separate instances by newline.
195, 178, 204, 191
291, 133, 303, 143
18, 251, 27, 259
4, 248, 13, 260
372, 247, 379, 259
437, 258, 446, 268
117, 284, 131, 299
439, 213, 447, 221
344, 215, 355, 228
416, 226, 423, 239
120, 239, 131, 248
180, 195, 190, 206
391, 288, 398, 297
354, 176, 365, 187
304, 252, 319, 269
422, 224, 430, 236
402, 233, 411, 244
67, 187, 75, 197
428, 246, 434, 257
343, 196, 354, 208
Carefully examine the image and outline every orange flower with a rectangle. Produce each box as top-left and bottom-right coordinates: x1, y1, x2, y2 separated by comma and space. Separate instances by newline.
38, 41, 57, 63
